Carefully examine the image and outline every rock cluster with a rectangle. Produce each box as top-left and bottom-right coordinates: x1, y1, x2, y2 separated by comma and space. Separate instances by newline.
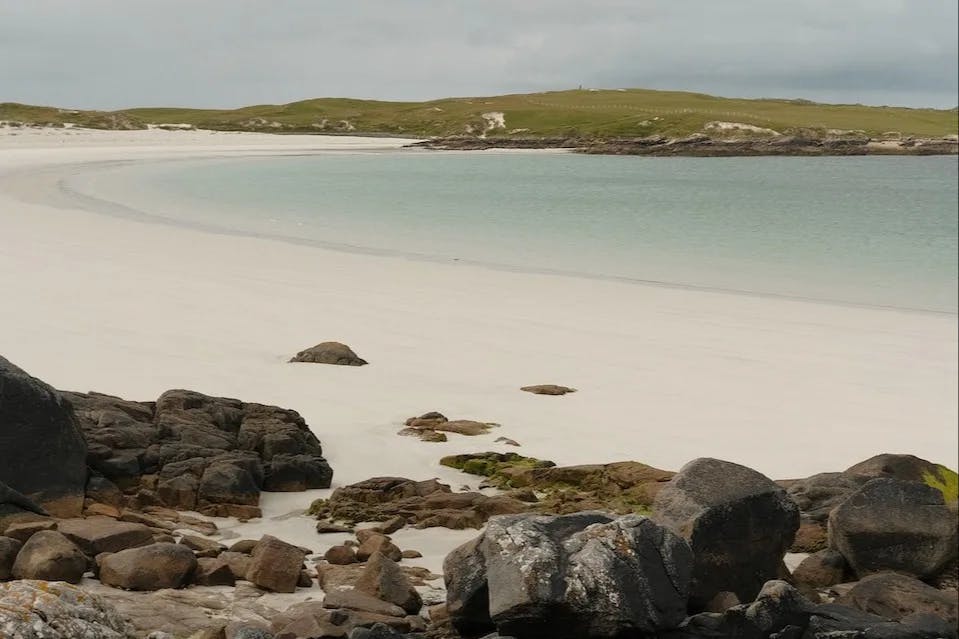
65, 387, 333, 519
398, 411, 496, 442
311, 476, 528, 529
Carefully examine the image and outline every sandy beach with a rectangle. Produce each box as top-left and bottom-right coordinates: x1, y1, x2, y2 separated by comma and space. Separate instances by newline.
1, 128, 956, 570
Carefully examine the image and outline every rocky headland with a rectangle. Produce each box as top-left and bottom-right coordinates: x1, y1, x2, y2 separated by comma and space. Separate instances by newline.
1, 354, 957, 639
410, 133, 959, 156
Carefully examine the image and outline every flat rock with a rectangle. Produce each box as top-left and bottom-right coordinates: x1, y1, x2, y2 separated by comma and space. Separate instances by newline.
58, 517, 155, 555
520, 384, 576, 395
837, 571, 958, 625
322, 589, 406, 617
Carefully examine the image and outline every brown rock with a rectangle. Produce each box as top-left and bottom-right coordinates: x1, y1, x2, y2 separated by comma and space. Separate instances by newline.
324, 544, 358, 565
58, 517, 155, 555
792, 549, 851, 590
298, 569, 313, 588
157, 474, 199, 510
354, 552, 423, 614
194, 557, 236, 586
0, 536, 23, 580
323, 589, 406, 617
245, 535, 306, 593
228, 539, 258, 554
2, 519, 56, 543
520, 384, 576, 395
84, 502, 121, 518
374, 516, 407, 535
791, 518, 828, 553
401, 550, 422, 559
289, 341, 368, 366
179, 534, 226, 558
356, 534, 402, 562
11, 530, 87, 583
217, 550, 252, 580
119, 510, 176, 531
99, 542, 198, 590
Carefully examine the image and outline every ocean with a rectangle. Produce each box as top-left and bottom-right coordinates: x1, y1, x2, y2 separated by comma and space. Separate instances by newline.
64, 152, 958, 313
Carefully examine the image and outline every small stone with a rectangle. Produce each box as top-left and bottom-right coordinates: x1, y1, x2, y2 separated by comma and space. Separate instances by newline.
401, 549, 422, 559
520, 384, 576, 395
324, 544, 357, 565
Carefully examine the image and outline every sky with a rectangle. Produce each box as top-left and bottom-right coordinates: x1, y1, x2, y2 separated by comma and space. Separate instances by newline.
1, 0, 957, 110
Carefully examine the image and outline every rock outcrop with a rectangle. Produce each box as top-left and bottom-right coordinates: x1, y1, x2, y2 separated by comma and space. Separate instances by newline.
310, 476, 528, 529
0, 356, 87, 517
65, 388, 333, 518
289, 341, 368, 365
837, 572, 958, 626
0, 580, 137, 638
652, 457, 799, 611
444, 512, 693, 638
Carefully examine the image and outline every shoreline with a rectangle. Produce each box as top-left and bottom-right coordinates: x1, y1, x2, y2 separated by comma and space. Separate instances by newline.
0, 129, 956, 482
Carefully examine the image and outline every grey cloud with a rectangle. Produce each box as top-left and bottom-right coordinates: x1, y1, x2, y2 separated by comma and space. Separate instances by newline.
0, 0, 955, 109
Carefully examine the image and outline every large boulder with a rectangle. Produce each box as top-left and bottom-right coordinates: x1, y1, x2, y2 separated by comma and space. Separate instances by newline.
245, 534, 306, 593
289, 341, 368, 366
0, 580, 137, 638
652, 457, 799, 611
99, 542, 197, 590
828, 477, 957, 578
11, 530, 87, 583
445, 512, 692, 639
0, 356, 87, 517
837, 572, 958, 626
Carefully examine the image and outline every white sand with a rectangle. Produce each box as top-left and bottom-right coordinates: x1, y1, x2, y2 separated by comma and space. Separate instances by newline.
1, 128, 956, 569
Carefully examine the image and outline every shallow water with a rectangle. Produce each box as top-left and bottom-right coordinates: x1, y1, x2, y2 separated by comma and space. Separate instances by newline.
67, 152, 958, 313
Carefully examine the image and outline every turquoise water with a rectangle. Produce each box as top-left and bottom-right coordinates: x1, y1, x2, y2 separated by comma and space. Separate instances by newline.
70, 153, 958, 313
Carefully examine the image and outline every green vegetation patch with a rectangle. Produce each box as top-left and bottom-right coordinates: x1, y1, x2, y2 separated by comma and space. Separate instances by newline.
922, 464, 959, 502
440, 452, 555, 488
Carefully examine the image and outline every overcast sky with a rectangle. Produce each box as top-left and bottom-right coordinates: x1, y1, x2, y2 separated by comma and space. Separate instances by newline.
1, 1, 956, 110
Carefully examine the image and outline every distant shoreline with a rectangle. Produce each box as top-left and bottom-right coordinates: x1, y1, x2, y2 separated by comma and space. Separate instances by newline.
411, 134, 959, 156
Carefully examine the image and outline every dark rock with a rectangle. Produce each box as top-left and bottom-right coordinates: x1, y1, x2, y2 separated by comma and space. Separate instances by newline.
349, 623, 408, 639
845, 453, 952, 483
828, 478, 957, 578
99, 542, 197, 590
786, 472, 869, 523
11, 530, 87, 583
807, 602, 958, 639
85, 474, 124, 508
0, 356, 87, 517
246, 535, 306, 593
837, 572, 958, 625
355, 552, 422, 614
65, 387, 333, 513
289, 341, 368, 366
312, 476, 527, 530
652, 457, 800, 611
317, 520, 354, 534
0, 536, 21, 580
446, 512, 692, 638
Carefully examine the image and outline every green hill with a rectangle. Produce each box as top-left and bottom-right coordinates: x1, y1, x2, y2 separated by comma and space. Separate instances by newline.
2, 88, 957, 138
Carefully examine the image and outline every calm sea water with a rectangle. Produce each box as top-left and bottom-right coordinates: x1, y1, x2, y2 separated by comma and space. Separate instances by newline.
68, 153, 958, 313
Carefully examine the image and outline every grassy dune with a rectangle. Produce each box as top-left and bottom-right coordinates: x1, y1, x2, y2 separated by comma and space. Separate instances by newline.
2, 88, 957, 138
